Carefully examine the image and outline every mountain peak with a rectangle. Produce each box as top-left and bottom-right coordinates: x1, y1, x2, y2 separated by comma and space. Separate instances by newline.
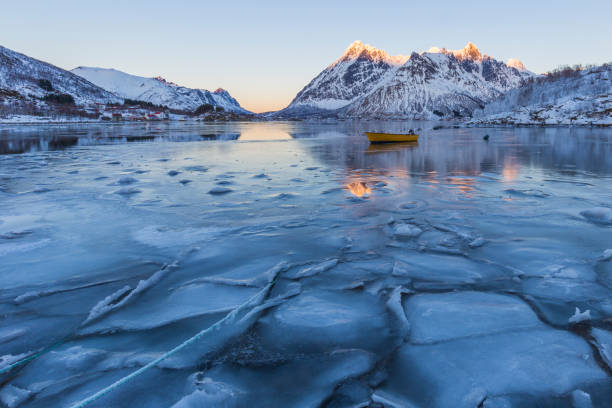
453, 42, 482, 61
345, 40, 365, 51
506, 58, 526, 71
426, 42, 483, 61
287, 39, 532, 118
338, 41, 408, 66
341, 40, 382, 59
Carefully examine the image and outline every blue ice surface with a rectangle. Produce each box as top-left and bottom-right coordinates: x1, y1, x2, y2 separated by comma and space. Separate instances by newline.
0, 121, 610, 407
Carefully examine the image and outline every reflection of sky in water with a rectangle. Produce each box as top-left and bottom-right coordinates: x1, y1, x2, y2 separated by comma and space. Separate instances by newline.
237, 123, 292, 141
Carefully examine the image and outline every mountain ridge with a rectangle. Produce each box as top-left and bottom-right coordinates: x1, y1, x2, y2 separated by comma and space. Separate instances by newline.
283, 41, 533, 119
0, 45, 120, 105
2, 42, 608, 125
71, 66, 249, 113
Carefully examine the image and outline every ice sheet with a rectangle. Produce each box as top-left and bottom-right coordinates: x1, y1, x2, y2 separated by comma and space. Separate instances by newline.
0, 122, 610, 407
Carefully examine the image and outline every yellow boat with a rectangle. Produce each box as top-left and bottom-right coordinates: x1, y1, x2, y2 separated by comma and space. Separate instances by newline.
366, 132, 419, 143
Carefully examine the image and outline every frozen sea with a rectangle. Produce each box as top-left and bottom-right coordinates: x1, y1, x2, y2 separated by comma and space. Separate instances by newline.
0, 121, 611, 407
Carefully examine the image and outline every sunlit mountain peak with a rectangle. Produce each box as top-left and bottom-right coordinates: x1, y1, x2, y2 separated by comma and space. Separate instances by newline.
427, 42, 483, 61
506, 58, 527, 71
338, 41, 409, 66
451, 42, 482, 61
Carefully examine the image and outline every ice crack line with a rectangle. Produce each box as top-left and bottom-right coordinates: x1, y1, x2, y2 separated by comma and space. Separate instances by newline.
70, 262, 289, 408
1, 248, 198, 376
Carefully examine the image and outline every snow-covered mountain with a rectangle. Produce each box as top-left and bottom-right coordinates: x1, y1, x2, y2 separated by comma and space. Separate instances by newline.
71, 67, 249, 113
284, 41, 533, 119
471, 64, 612, 126
0, 45, 120, 105
286, 41, 409, 112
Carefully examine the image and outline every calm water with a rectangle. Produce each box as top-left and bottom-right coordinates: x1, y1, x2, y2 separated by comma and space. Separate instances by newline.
0, 121, 611, 407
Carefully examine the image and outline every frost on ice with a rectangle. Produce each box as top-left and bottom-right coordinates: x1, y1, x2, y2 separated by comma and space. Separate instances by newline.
568, 307, 591, 324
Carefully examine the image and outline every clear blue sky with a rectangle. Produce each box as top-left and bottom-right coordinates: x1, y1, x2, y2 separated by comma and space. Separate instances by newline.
2, 0, 610, 112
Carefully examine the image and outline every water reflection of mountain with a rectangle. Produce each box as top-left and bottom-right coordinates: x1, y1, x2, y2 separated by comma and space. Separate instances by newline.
0, 134, 240, 154
0, 121, 319, 154
309, 127, 612, 177
0, 121, 333, 154
0, 123, 242, 154
0, 136, 80, 154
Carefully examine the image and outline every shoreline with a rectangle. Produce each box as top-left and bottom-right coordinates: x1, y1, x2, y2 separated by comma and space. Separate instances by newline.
2, 118, 610, 128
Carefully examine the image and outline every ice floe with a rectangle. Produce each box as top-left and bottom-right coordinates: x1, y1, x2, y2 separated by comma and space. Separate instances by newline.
393, 223, 422, 239
208, 186, 233, 195
393, 252, 503, 284
257, 290, 390, 352
0, 352, 31, 372
284, 259, 338, 279
0, 238, 50, 257
522, 278, 609, 302
117, 176, 137, 185
572, 389, 593, 408
386, 286, 413, 337
580, 207, 612, 225
132, 225, 228, 249
186, 349, 376, 407
380, 328, 606, 407
81, 281, 260, 333
114, 187, 141, 196
591, 328, 612, 369
0, 384, 31, 408
171, 377, 242, 407
183, 165, 208, 173
404, 292, 542, 344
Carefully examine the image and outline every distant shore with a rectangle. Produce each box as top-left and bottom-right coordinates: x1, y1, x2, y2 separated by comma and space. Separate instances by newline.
2, 116, 610, 128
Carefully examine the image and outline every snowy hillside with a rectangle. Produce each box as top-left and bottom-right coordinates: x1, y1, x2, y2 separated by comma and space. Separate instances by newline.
284, 41, 532, 119
71, 67, 250, 113
471, 64, 612, 126
0, 45, 120, 105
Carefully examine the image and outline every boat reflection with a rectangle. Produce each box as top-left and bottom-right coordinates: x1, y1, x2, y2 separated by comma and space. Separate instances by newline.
366, 142, 418, 154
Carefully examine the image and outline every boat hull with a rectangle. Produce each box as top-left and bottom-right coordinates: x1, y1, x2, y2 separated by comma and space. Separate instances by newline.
366, 132, 419, 143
